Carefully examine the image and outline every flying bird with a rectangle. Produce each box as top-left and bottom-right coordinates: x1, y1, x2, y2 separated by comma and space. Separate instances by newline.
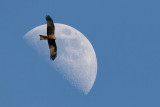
39, 15, 57, 60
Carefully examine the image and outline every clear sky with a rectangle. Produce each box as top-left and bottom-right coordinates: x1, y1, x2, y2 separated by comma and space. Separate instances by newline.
0, 0, 160, 107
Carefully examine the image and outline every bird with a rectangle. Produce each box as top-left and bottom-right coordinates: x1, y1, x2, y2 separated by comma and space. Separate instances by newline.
39, 15, 57, 60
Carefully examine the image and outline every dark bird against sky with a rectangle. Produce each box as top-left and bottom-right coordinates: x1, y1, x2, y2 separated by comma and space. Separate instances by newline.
40, 15, 57, 60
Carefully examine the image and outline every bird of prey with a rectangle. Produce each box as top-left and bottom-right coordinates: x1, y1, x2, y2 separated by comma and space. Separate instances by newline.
39, 15, 57, 60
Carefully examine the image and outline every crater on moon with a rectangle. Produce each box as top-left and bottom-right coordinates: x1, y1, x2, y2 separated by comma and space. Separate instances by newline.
62, 28, 72, 35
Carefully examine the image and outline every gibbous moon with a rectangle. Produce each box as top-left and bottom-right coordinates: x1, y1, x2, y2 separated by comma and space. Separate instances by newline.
24, 23, 97, 94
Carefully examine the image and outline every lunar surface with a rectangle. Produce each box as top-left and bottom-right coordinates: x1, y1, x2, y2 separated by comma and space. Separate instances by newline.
24, 23, 97, 94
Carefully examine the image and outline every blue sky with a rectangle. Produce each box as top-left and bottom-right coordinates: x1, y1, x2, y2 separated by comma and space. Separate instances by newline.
1, 0, 160, 107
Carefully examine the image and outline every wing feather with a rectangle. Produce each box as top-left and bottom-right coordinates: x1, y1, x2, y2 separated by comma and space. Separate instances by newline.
46, 15, 55, 35
48, 39, 57, 60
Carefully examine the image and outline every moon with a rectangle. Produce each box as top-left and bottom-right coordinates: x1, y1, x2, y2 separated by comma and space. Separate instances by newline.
24, 23, 97, 94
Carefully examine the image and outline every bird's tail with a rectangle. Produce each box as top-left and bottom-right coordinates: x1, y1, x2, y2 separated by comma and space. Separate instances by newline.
40, 35, 48, 40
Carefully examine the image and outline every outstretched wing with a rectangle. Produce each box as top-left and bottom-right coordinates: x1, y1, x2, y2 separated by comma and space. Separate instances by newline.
48, 39, 57, 60
46, 15, 55, 35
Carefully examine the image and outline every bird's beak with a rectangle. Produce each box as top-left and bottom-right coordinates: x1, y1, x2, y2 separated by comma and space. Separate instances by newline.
53, 36, 56, 40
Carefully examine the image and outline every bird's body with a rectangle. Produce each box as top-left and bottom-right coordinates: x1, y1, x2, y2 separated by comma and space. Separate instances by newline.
40, 15, 57, 60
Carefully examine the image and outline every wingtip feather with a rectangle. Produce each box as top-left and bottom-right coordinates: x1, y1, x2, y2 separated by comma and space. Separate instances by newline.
50, 55, 57, 61
46, 15, 53, 22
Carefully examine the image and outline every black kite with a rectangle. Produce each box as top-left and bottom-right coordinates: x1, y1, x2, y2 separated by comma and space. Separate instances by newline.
40, 15, 57, 60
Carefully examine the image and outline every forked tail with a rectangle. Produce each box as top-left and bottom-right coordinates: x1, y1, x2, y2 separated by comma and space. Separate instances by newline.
40, 35, 48, 40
